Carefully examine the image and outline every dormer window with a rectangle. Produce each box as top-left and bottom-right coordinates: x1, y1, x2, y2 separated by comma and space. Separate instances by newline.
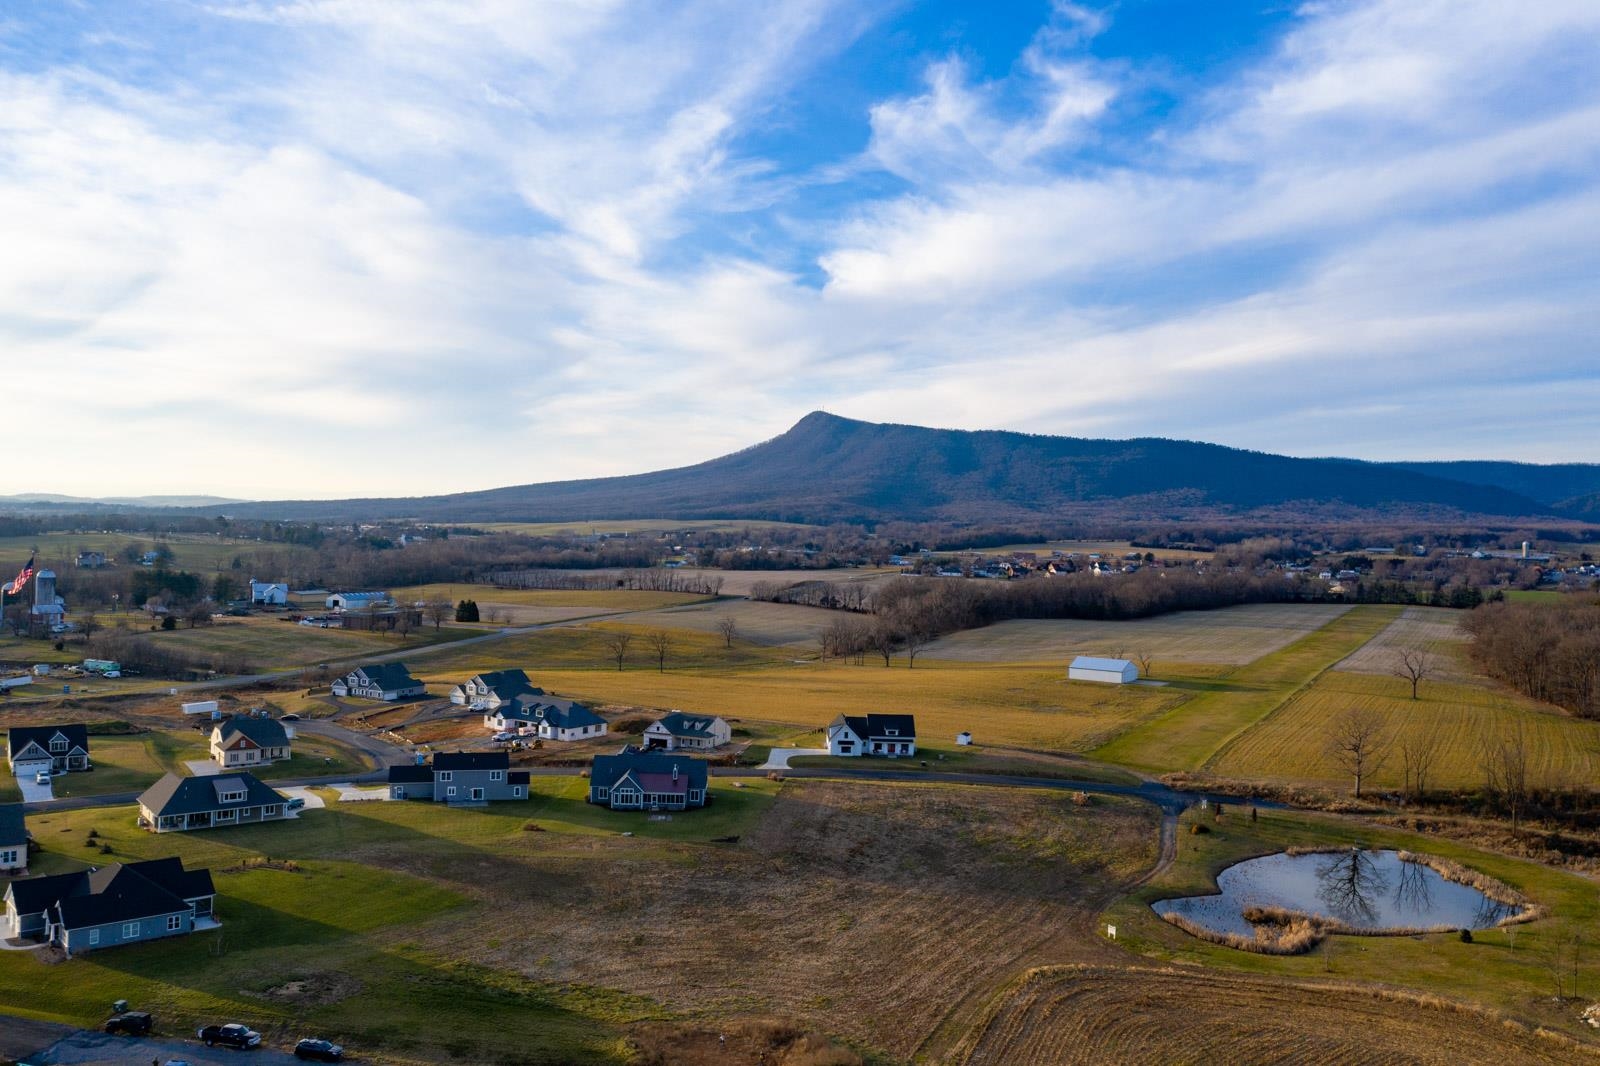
49, 736, 68, 753
219, 789, 247, 803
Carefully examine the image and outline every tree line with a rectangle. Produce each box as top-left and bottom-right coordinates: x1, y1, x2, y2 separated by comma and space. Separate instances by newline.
1463, 598, 1600, 718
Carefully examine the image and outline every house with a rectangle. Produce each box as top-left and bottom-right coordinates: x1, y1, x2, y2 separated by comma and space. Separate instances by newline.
483, 694, 608, 742
588, 747, 709, 810
75, 551, 106, 569
249, 580, 289, 606
452, 669, 539, 710
4, 857, 215, 954
387, 752, 529, 803
0, 804, 28, 875
330, 662, 425, 701
1067, 656, 1139, 685
642, 711, 730, 752
209, 716, 291, 769
137, 772, 290, 833
824, 714, 917, 757
325, 591, 393, 611
7, 724, 91, 776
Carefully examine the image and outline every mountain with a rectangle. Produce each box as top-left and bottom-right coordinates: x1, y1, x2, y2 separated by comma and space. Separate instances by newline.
0, 493, 247, 510
1384, 462, 1600, 508
195, 412, 1570, 524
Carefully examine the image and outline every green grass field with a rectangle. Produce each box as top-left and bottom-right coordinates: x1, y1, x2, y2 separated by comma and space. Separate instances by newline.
39, 731, 209, 799
1107, 805, 1600, 1036
144, 615, 475, 670
1090, 605, 1402, 772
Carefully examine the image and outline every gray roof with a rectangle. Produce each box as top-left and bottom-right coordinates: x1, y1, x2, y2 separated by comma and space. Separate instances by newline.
832, 713, 917, 741
138, 772, 287, 818
0, 803, 25, 845
7, 858, 213, 928
347, 662, 421, 691
498, 695, 604, 730
591, 747, 708, 792
214, 716, 289, 749
1070, 655, 1136, 672
8, 724, 89, 761
652, 711, 723, 738
465, 670, 540, 701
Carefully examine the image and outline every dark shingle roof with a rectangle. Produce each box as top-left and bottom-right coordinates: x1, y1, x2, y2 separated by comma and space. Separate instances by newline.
214, 716, 289, 749
590, 748, 708, 792
350, 662, 420, 691
652, 711, 722, 737
432, 751, 509, 772
508, 771, 529, 785
8, 724, 89, 761
470, 670, 539, 700
137, 772, 287, 818
8, 858, 213, 929
387, 764, 434, 783
0, 803, 25, 845
499, 695, 604, 730
834, 713, 917, 741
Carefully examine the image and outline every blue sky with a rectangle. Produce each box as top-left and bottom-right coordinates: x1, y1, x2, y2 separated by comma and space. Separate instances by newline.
2, 1, 1597, 498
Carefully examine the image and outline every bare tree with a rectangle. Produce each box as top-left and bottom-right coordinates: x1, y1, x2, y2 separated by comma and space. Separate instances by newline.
78, 611, 101, 641
644, 630, 673, 673
394, 610, 416, 640
1135, 650, 1154, 679
602, 631, 633, 672
424, 600, 452, 631
1325, 707, 1390, 796
903, 627, 929, 669
715, 617, 738, 648
1480, 719, 1530, 835
1397, 717, 1444, 800
185, 600, 216, 629
1394, 647, 1436, 700
871, 621, 900, 667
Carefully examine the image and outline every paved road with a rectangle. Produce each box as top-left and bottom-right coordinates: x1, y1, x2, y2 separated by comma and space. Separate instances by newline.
0, 1018, 72, 1065
22, 1030, 308, 1065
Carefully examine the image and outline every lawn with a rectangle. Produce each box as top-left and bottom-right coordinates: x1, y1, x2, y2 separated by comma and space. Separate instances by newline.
1105, 805, 1600, 1042
1090, 605, 1402, 772
146, 616, 476, 671
27, 730, 209, 800
921, 602, 1354, 665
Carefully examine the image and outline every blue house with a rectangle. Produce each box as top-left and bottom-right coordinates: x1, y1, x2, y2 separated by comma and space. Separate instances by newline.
3, 857, 215, 954
388, 751, 529, 803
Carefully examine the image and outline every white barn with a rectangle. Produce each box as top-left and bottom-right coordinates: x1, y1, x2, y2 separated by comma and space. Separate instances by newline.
249, 581, 289, 606
1068, 656, 1139, 684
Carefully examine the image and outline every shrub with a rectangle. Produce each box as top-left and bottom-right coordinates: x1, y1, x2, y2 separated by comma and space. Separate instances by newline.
1190, 822, 1210, 835
1459, 928, 1474, 943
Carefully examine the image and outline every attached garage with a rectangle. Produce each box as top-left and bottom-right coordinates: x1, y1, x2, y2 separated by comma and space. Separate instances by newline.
1068, 656, 1139, 684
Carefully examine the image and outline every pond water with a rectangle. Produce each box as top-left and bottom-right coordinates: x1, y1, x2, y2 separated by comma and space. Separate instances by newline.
1153, 849, 1517, 938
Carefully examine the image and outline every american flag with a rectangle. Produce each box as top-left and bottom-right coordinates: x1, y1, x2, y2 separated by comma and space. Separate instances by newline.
5, 555, 34, 596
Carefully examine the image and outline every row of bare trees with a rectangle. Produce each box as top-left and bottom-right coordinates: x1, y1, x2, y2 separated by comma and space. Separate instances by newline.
1462, 599, 1600, 718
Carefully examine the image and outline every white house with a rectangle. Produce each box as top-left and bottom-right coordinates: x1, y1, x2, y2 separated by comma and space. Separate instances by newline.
824, 714, 916, 758
325, 591, 393, 611
209, 716, 291, 769
249, 581, 289, 606
451, 669, 539, 710
642, 712, 731, 752
483, 695, 607, 742
1068, 656, 1139, 684
330, 662, 425, 701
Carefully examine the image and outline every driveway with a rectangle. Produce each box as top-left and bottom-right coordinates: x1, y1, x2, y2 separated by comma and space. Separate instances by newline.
274, 786, 326, 811
758, 747, 827, 770
183, 759, 221, 777
328, 782, 391, 802
22, 1030, 307, 1065
16, 774, 55, 803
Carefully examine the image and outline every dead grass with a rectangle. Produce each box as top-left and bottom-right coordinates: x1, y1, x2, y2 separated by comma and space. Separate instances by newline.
959, 965, 1600, 1065
1336, 605, 1475, 682
622, 599, 844, 647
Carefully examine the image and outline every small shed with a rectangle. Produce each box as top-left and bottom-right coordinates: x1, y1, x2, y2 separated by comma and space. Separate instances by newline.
955, 731, 973, 746
1068, 656, 1139, 684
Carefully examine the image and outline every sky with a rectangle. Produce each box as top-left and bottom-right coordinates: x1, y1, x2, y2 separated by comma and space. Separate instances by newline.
2, 0, 1597, 499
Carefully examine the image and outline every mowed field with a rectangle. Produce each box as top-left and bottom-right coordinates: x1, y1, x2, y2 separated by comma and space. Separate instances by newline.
961, 965, 1593, 1066
922, 602, 1354, 665
1336, 604, 1474, 681
142, 615, 472, 670
622, 598, 841, 647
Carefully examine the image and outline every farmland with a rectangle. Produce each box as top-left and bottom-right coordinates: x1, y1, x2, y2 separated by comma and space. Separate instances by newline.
922, 602, 1353, 665
0, 531, 314, 574
622, 597, 841, 646
142, 615, 474, 670
1336, 604, 1474, 681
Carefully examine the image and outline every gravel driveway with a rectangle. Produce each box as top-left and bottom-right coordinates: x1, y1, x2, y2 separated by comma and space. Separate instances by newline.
21, 1030, 308, 1065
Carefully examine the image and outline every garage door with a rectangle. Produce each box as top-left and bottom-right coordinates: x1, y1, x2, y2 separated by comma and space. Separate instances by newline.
12, 759, 49, 777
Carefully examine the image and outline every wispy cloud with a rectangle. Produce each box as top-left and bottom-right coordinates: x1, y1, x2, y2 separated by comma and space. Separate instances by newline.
0, 0, 1596, 497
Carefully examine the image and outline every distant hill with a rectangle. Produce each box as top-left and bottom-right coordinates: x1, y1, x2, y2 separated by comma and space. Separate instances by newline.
0, 493, 247, 509
1386, 461, 1600, 508
195, 412, 1574, 524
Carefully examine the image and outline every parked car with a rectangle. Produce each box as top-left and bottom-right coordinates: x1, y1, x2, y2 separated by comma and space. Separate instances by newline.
286, 796, 306, 810
104, 1010, 153, 1035
294, 1038, 346, 1062
198, 1023, 262, 1049
492, 731, 516, 742
281, 713, 301, 721
34, 770, 50, 785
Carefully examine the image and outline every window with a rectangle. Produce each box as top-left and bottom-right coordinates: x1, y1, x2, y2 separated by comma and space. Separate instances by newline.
88, 929, 99, 946
470, 787, 485, 801
262, 805, 279, 817
446, 786, 456, 797
219, 789, 246, 803
513, 786, 524, 798
215, 809, 236, 822
438, 771, 453, 782
490, 770, 503, 782
122, 922, 140, 939
0, 848, 16, 866
49, 736, 68, 753
166, 915, 183, 931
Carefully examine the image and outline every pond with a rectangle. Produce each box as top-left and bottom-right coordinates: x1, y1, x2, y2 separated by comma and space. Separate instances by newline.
1153, 849, 1518, 938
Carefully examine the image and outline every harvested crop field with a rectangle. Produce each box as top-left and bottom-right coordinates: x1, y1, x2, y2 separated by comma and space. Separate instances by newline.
960, 965, 1595, 1065
424, 780, 1158, 1061
624, 598, 840, 646
923, 603, 1354, 665
1336, 605, 1474, 681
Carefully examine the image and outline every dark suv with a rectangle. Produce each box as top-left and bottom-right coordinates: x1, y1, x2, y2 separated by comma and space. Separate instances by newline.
104, 1011, 153, 1035
294, 1038, 346, 1061
198, 1023, 262, 1049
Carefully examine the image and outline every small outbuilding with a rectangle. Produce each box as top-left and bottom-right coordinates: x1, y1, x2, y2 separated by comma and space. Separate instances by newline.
1068, 656, 1139, 684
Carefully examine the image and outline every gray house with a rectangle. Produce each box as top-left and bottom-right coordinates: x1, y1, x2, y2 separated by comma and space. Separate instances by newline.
0, 804, 27, 875
388, 752, 529, 803
7, 724, 91, 776
589, 747, 710, 811
451, 669, 539, 709
3, 857, 215, 954
331, 662, 426, 701
137, 772, 290, 833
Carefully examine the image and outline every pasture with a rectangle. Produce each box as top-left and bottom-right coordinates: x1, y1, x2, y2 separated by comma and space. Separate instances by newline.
921, 602, 1354, 665
621, 597, 841, 647
0, 531, 314, 574
143, 615, 472, 670
1335, 605, 1474, 681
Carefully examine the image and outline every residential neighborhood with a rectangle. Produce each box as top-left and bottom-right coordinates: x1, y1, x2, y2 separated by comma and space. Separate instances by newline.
331, 661, 426, 701
641, 711, 730, 752
824, 714, 917, 758
7, 724, 91, 777
3, 857, 215, 955
588, 747, 710, 811
388, 751, 529, 803
209, 714, 293, 769
483, 693, 608, 742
